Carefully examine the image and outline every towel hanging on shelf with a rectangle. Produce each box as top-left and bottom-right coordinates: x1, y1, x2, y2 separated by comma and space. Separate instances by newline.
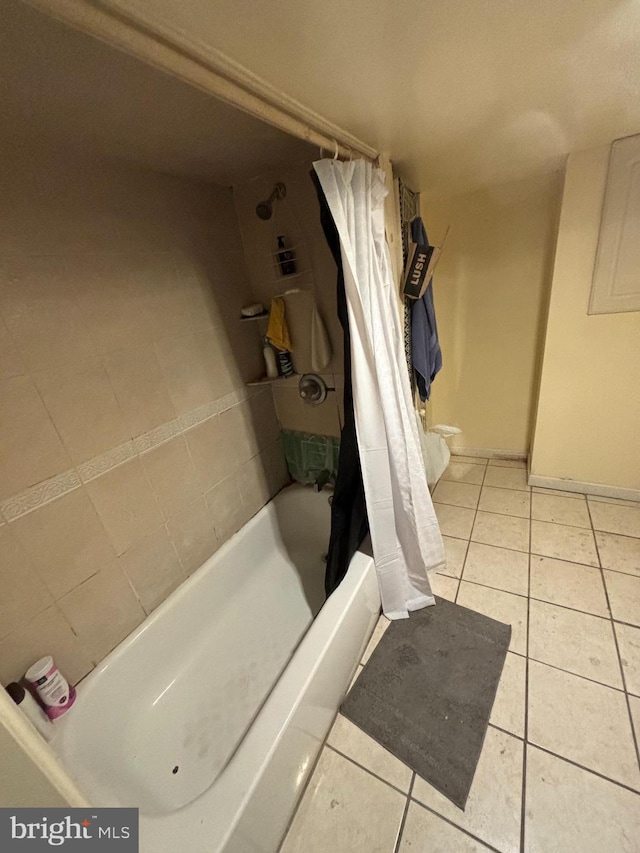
266, 296, 293, 352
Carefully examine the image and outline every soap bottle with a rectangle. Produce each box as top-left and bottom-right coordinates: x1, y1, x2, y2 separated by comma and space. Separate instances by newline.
276, 348, 295, 377
276, 235, 296, 276
263, 338, 278, 379
5, 682, 51, 740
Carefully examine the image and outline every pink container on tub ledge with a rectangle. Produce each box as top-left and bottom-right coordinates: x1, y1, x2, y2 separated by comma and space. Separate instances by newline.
25, 656, 76, 720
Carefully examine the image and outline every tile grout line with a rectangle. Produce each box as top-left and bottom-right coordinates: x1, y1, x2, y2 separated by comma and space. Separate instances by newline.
611, 616, 640, 631
325, 743, 411, 799
443, 482, 530, 495
586, 499, 640, 778
503, 645, 635, 680
454, 461, 488, 603
447, 457, 490, 468
441, 474, 640, 815
443, 524, 636, 570
384, 724, 640, 846
460, 576, 619, 621
597, 565, 640, 581
392, 771, 415, 853
442, 468, 623, 503
590, 525, 640, 545
489, 721, 525, 742
520, 486, 532, 853
470, 636, 633, 699
439, 499, 530, 520
320, 684, 640, 849
332, 681, 640, 848
401, 491, 640, 849
331, 712, 640, 821
407, 800, 503, 853
438, 489, 639, 537
279, 656, 415, 852
525, 655, 627, 694
275, 754, 322, 853
286, 476, 639, 850
453, 477, 640, 505
276, 710, 350, 853
277, 658, 378, 853
527, 742, 640, 797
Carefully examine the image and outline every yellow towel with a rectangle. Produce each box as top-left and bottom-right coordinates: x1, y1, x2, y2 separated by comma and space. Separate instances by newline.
266, 297, 293, 351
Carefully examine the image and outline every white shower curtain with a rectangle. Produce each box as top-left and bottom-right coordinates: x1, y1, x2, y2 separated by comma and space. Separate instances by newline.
314, 159, 445, 620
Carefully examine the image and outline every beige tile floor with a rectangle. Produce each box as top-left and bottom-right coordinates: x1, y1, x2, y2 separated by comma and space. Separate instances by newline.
279, 457, 640, 853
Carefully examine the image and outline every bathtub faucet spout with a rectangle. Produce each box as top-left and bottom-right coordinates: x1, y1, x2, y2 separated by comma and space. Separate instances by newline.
313, 470, 332, 492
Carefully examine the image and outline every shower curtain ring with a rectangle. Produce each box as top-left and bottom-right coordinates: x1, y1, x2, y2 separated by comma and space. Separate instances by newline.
332, 139, 340, 160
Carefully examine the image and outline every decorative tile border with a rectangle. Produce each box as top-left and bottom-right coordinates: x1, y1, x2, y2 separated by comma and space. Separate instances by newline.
77, 440, 137, 482
1, 470, 82, 522
179, 403, 217, 433
0, 385, 271, 523
218, 388, 250, 412
133, 420, 182, 455
177, 388, 255, 432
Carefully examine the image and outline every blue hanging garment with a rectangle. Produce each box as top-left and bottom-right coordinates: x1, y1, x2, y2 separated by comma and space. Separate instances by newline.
410, 217, 442, 401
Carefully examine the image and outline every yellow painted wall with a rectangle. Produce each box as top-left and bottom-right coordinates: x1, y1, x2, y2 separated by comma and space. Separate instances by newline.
421, 173, 563, 454
531, 146, 640, 491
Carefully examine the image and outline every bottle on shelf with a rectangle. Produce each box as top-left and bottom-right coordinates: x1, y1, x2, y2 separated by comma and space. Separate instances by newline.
263, 338, 279, 379
276, 235, 297, 276
5, 682, 52, 739
276, 348, 295, 377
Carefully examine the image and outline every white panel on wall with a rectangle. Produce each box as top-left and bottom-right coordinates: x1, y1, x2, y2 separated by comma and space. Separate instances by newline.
590, 134, 640, 314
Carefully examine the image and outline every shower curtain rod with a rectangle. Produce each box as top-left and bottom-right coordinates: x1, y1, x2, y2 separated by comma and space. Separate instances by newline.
24, 0, 379, 165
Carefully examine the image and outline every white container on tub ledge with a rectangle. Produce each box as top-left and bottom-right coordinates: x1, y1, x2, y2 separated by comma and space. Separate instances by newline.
25, 656, 76, 721
50, 484, 379, 853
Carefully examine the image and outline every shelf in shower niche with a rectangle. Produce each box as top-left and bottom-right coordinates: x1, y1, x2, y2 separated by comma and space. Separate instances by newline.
246, 373, 299, 387
269, 270, 312, 283
239, 312, 269, 322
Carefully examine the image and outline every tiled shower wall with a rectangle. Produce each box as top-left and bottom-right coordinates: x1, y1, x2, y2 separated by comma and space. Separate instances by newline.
233, 165, 344, 439
0, 144, 287, 686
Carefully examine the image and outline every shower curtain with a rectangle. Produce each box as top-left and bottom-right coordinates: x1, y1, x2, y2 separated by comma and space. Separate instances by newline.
314, 159, 445, 620
312, 172, 369, 599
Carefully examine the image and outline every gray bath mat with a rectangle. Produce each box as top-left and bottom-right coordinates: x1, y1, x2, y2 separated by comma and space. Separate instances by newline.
341, 596, 511, 809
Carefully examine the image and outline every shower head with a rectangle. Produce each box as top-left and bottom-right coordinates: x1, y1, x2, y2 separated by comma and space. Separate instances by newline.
255, 201, 273, 221
255, 182, 286, 220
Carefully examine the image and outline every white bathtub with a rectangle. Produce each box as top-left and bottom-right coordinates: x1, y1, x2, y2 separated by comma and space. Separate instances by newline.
51, 484, 379, 852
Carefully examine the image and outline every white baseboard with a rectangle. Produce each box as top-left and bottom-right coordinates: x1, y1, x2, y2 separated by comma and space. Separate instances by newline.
451, 447, 528, 461
527, 472, 640, 503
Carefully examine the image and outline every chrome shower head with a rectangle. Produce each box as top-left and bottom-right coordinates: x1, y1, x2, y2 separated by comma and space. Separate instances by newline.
255, 182, 286, 220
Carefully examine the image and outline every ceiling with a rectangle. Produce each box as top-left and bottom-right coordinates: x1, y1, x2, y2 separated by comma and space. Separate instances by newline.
0, 0, 315, 186
91, 0, 640, 198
